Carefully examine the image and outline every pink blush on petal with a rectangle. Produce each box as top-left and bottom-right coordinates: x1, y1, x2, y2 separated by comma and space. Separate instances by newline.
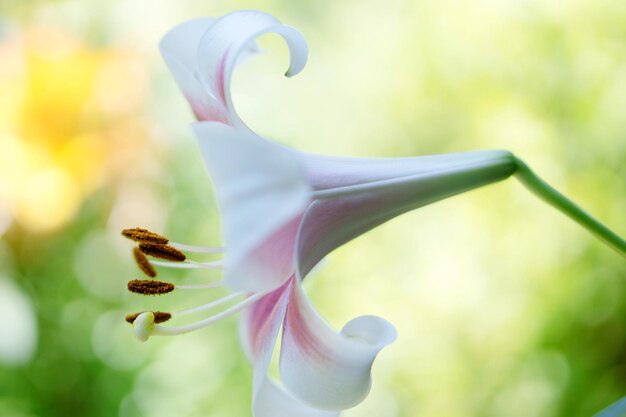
245, 279, 293, 359
186, 93, 230, 124
242, 213, 304, 290
214, 49, 230, 105
282, 285, 333, 364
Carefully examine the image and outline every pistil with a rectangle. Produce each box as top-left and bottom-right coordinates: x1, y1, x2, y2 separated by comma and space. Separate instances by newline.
131, 294, 263, 340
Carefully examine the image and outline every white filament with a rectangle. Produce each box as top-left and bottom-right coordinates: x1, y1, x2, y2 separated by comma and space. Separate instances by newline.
150, 259, 224, 270
151, 294, 263, 336
176, 281, 225, 290
173, 292, 244, 316
169, 242, 225, 254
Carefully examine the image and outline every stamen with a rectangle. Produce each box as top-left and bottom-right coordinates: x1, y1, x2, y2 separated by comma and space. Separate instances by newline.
173, 292, 243, 316
121, 228, 223, 254
149, 294, 263, 336
139, 243, 186, 262
149, 259, 224, 270
122, 228, 169, 245
127, 279, 223, 295
128, 279, 175, 295
133, 247, 157, 277
125, 311, 171, 324
169, 242, 224, 254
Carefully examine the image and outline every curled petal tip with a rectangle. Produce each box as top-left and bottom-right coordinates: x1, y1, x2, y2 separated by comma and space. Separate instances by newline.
166, 10, 310, 125
278, 26, 308, 78
279, 285, 397, 410
342, 315, 398, 347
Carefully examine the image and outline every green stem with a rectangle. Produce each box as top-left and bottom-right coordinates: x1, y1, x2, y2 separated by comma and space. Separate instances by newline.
514, 156, 626, 257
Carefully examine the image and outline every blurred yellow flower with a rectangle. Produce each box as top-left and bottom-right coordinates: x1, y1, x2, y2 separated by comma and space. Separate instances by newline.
0, 26, 149, 232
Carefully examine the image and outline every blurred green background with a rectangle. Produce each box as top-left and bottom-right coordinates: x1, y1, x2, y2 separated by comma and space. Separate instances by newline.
1, 0, 625, 416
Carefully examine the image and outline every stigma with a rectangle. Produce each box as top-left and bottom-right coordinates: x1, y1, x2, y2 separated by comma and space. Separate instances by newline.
125, 311, 172, 324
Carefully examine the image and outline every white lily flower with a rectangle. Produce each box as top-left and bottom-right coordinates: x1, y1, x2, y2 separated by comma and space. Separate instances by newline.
126, 9, 626, 416
119, 11, 517, 416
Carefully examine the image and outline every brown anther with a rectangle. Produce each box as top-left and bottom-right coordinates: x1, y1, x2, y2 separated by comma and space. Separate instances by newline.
138, 243, 186, 262
121, 228, 169, 245
128, 279, 175, 295
125, 311, 172, 324
133, 247, 157, 277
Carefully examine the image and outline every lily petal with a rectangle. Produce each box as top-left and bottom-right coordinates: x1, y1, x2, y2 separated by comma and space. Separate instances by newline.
240, 281, 290, 369
160, 18, 216, 74
301, 150, 514, 190
160, 16, 267, 123
192, 122, 310, 293
254, 378, 339, 417
195, 10, 307, 127
240, 280, 338, 417
280, 279, 397, 410
296, 150, 516, 277
159, 18, 224, 122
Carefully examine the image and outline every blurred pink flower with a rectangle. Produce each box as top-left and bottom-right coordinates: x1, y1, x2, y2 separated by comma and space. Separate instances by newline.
131, 11, 516, 417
